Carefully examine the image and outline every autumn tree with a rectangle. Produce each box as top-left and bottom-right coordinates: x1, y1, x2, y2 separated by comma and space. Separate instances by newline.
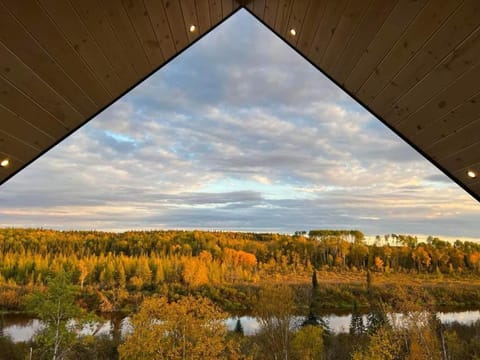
28, 273, 97, 360
351, 325, 404, 360
182, 258, 209, 287
77, 260, 88, 290
255, 283, 295, 360
359, 286, 443, 360
291, 325, 324, 360
119, 295, 238, 360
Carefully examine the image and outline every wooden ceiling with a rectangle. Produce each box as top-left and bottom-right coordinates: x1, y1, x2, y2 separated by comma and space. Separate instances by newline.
0, 0, 479, 202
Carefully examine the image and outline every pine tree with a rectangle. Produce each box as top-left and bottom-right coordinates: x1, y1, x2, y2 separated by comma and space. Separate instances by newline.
302, 310, 320, 327
366, 308, 388, 335
349, 301, 365, 336
234, 318, 244, 336
366, 269, 372, 295
302, 310, 331, 336
312, 269, 318, 289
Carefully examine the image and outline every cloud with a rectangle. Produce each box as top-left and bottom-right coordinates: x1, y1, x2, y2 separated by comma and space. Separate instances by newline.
0, 10, 479, 238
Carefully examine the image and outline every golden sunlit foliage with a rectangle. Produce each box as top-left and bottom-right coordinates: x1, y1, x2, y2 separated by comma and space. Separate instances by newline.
1, 228, 480, 313
118, 296, 238, 360
255, 284, 295, 359
291, 325, 324, 360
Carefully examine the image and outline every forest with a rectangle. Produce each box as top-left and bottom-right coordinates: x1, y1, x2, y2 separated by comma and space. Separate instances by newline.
1, 228, 480, 359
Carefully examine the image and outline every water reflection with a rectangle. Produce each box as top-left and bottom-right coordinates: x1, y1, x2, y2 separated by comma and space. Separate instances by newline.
3, 319, 42, 343
2, 310, 480, 342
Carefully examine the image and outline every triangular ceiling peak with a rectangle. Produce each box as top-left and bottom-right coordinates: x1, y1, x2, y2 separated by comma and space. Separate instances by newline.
1, 9, 479, 240
1, 1, 479, 201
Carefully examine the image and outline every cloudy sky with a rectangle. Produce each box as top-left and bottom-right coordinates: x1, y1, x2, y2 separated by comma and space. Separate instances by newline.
1, 10, 479, 239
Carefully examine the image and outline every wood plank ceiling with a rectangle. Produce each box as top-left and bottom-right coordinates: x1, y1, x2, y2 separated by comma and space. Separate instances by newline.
0, 0, 479, 203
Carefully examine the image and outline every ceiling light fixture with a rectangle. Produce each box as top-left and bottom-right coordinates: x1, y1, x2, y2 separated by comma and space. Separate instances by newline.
289, 28, 297, 36
0, 158, 9, 168
466, 170, 477, 179
189, 25, 196, 33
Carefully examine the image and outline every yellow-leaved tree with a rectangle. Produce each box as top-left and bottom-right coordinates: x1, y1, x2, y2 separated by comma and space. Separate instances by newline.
119, 295, 239, 359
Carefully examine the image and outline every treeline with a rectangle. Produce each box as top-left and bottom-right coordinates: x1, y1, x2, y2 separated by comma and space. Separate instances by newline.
1, 228, 480, 311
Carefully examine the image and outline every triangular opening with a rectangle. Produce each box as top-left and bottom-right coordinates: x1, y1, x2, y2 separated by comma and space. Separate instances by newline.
1, 9, 480, 359
1, 9, 478, 240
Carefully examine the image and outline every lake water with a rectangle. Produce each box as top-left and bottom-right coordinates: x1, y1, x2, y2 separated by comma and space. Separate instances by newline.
2, 309, 480, 342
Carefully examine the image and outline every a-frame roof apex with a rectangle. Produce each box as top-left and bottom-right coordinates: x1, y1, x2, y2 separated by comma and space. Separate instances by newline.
0, 0, 479, 202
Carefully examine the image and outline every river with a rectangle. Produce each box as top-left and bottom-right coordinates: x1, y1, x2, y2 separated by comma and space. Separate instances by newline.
1, 309, 480, 342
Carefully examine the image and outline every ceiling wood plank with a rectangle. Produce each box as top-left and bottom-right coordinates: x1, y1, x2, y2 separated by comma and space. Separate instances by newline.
163, 0, 189, 52
144, 0, 177, 60
195, 0, 212, 36
121, 0, 165, 69
0, 151, 24, 178
0, 104, 54, 149
371, 0, 480, 118
0, 76, 69, 138
0, 42, 83, 127
391, 29, 480, 127
285, 0, 310, 47
399, 61, 480, 149
470, 182, 480, 195
101, 0, 152, 78
412, 92, 480, 147
452, 165, 479, 187
0, 130, 40, 162
295, 0, 327, 55
441, 141, 480, 173
307, 0, 349, 66
38, 0, 125, 98
252, 0, 265, 19
427, 117, 480, 161
320, 0, 371, 72
70, 0, 139, 86
263, 0, 279, 28
180, 0, 200, 42
2, 0, 111, 107
0, 2, 97, 116
357, 0, 460, 104
209, 0, 223, 26
329, 0, 398, 84
274, 0, 293, 37
344, 0, 428, 94
221, 0, 234, 18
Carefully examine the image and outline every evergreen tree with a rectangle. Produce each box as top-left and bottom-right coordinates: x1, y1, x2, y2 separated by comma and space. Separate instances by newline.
302, 310, 331, 337
312, 269, 318, 289
302, 310, 320, 327
366, 269, 372, 295
366, 307, 388, 335
234, 318, 244, 336
349, 302, 365, 336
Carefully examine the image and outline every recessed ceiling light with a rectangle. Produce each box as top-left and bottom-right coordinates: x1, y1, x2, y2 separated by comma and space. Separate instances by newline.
189, 25, 196, 33
466, 170, 477, 179
0, 159, 9, 168
289, 28, 297, 36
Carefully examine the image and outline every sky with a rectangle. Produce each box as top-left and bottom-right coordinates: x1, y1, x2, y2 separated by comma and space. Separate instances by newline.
1, 10, 479, 239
